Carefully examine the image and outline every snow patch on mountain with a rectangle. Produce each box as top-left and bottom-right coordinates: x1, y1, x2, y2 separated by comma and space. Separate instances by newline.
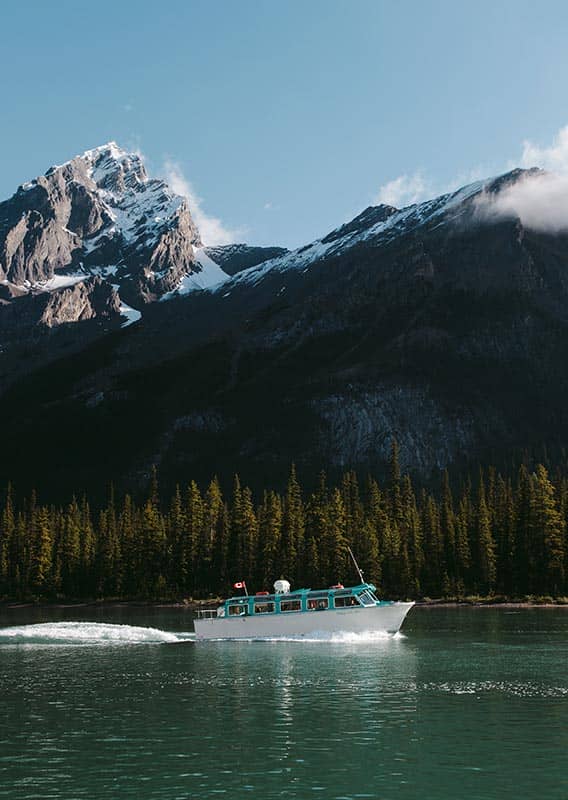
119, 300, 142, 328
1, 272, 87, 294
217, 172, 528, 296
160, 248, 229, 298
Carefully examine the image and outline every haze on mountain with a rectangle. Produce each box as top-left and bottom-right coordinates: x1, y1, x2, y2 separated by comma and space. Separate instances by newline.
2, 142, 568, 501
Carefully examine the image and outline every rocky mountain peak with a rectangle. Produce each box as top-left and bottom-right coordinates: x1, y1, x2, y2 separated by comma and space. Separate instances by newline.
0, 142, 204, 304
73, 141, 148, 196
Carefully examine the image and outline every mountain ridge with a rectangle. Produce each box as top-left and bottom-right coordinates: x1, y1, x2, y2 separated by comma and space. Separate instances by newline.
1, 146, 567, 501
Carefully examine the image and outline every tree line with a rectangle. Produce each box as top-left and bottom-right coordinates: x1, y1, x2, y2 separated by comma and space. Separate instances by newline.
0, 444, 567, 601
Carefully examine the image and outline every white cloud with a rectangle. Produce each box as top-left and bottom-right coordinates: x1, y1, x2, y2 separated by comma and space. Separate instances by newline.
476, 171, 568, 234
520, 125, 568, 172
473, 124, 568, 233
373, 125, 568, 233
374, 172, 429, 207
162, 159, 239, 246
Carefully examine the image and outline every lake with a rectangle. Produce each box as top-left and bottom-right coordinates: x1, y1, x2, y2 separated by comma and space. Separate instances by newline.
0, 606, 566, 799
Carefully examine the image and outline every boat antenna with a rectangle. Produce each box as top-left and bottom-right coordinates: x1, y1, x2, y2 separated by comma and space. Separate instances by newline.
348, 546, 365, 584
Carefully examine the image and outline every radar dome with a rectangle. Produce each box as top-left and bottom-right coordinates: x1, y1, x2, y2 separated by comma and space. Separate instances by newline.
274, 579, 291, 594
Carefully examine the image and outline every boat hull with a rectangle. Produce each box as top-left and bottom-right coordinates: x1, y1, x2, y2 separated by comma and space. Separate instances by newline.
194, 602, 414, 640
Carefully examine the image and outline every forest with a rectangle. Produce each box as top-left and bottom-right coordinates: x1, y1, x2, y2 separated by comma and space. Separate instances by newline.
0, 443, 566, 602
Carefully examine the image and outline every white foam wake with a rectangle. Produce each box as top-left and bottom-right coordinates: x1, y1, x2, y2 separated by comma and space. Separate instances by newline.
0, 622, 195, 647
217, 630, 404, 643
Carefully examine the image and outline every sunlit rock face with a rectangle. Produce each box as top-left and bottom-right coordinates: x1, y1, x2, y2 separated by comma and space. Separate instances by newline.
0, 142, 203, 304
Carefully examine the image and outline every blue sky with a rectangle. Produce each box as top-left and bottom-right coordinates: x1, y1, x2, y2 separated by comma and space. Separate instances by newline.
2, 0, 568, 248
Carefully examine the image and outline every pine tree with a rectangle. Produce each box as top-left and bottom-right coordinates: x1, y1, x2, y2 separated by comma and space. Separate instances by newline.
454, 485, 472, 595
326, 488, 348, 584
495, 477, 515, 595
401, 475, 422, 597
474, 476, 496, 595
0, 484, 15, 597
61, 497, 81, 597
421, 493, 442, 596
186, 480, 204, 592
80, 495, 96, 596
281, 465, 305, 584
303, 473, 329, 586
30, 505, 53, 595
514, 465, 533, 595
532, 465, 565, 595
119, 494, 136, 596
166, 485, 184, 591
199, 477, 223, 595
365, 477, 389, 592
140, 496, 166, 597
440, 471, 456, 590
258, 490, 282, 589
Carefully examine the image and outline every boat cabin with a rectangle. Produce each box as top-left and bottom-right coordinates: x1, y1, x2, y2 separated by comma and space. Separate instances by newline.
218, 583, 382, 618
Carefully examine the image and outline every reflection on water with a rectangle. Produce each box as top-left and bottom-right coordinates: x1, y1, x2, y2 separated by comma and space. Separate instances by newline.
0, 607, 567, 799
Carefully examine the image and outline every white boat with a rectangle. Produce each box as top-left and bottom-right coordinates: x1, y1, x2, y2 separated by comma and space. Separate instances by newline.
194, 580, 414, 640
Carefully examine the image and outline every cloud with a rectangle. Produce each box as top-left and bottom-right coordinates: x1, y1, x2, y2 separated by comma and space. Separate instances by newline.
374, 172, 429, 207
162, 159, 239, 246
374, 125, 568, 234
473, 124, 568, 233
520, 125, 568, 172
476, 171, 568, 234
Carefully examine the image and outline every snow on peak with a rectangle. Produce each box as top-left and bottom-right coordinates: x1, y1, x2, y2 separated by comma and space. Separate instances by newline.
83, 141, 126, 160
160, 248, 229, 299
217, 170, 539, 295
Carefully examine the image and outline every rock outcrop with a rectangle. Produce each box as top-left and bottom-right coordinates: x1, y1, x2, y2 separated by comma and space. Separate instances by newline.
0, 142, 203, 304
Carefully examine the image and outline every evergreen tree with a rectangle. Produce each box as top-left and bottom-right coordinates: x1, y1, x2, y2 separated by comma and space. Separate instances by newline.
0, 484, 15, 596
281, 465, 305, 584
531, 465, 565, 595
258, 490, 282, 589
474, 475, 496, 594
326, 488, 348, 584
30, 505, 53, 595
61, 497, 82, 597
514, 465, 533, 595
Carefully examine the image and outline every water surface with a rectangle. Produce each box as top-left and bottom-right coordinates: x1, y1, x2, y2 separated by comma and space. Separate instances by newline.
0, 606, 566, 799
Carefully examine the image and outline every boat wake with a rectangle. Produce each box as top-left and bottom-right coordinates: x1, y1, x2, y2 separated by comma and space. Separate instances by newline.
211, 630, 405, 643
0, 622, 196, 647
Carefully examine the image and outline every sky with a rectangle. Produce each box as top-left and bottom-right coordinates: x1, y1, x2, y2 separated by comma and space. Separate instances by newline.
2, 0, 568, 248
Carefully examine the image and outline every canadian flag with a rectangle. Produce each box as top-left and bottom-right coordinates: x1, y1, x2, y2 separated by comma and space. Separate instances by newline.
233, 581, 245, 589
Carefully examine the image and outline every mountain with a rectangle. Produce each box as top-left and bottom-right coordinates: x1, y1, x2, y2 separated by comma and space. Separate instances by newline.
0, 143, 284, 385
2, 148, 568, 502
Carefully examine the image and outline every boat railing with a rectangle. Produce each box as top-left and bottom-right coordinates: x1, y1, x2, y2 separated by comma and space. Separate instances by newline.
196, 609, 219, 619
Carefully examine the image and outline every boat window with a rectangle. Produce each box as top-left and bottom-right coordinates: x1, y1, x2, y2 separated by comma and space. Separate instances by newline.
334, 595, 359, 608
357, 591, 376, 606
228, 604, 247, 616
280, 599, 301, 612
254, 602, 275, 614
307, 598, 329, 611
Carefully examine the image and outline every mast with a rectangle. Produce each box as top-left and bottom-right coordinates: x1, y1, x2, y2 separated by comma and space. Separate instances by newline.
347, 546, 365, 584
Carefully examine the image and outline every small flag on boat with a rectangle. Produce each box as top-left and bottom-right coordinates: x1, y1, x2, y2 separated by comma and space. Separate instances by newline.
233, 581, 245, 589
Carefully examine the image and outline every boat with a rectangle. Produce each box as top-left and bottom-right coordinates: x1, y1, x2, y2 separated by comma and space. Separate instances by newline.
194, 549, 414, 640
194, 581, 414, 640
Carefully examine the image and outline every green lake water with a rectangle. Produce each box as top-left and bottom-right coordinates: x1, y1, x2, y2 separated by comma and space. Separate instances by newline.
0, 606, 566, 799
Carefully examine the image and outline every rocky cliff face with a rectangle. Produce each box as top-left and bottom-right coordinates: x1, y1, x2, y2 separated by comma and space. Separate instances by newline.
38, 277, 121, 328
0, 142, 205, 305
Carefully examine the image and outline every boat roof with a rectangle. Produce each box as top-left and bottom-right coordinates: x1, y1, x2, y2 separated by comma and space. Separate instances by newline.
225, 583, 377, 603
